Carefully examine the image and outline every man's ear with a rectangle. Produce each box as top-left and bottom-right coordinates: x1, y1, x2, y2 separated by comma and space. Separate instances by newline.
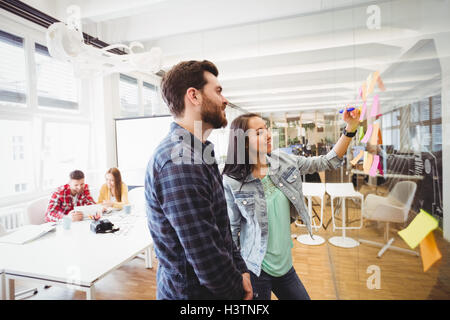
186, 87, 201, 106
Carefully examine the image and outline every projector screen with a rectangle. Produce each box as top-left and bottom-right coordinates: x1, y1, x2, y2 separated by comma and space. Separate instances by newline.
115, 115, 173, 186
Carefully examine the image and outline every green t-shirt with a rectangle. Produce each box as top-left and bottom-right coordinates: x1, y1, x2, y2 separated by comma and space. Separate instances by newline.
260, 174, 293, 277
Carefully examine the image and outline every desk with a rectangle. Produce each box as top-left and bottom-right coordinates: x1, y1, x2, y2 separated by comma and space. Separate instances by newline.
0, 211, 153, 300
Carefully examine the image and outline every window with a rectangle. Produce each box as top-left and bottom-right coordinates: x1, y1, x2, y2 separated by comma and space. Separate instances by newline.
35, 43, 78, 110
0, 30, 27, 108
0, 119, 35, 197
119, 74, 139, 117
143, 81, 158, 116
41, 122, 90, 189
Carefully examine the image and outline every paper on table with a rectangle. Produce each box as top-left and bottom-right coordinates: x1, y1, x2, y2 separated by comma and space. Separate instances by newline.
361, 124, 373, 143
398, 209, 439, 249
359, 101, 367, 121
369, 155, 380, 176
0, 223, 56, 244
370, 95, 380, 117
351, 150, 364, 166
370, 123, 380, 145
420, 231, 442, 272
363, 152, 373, 174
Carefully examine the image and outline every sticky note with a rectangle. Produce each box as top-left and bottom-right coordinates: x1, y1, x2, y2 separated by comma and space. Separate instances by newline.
367, 71, 379, 95
378, 128, 383, 145
370, 123, 379, 145
351, 150, 364, 166
420, 231, 442, 272
363, 152, 373, 174
377, 156, 384, 175
361, 124, 373, 143
359, 101, 367, 121
369, 155, 379, 176
359, 126, 365, 141
370, 95, 380, 118
361, 82, 367, 101
398, 209, 439, 249
377, 75, 386, 91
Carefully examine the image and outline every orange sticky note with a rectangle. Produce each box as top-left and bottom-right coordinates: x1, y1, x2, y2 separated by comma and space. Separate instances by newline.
377, 75, 386, 91
370, 123, 379, 145
367, 71, 379, 96
419, 231, 442, 272
350, 150, 364, 166
361, 82, 367, 101
378, 128, 383, 145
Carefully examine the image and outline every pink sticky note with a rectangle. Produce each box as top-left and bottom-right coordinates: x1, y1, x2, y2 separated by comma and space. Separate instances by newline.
359, 101, 367, 121
369, 155, 380, 177
377, 156, 384, 176
361, 124, 373, 143
370, 95, 380, 117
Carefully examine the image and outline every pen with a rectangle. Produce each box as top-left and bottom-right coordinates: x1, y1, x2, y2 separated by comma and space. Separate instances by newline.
339, 107, 355, 113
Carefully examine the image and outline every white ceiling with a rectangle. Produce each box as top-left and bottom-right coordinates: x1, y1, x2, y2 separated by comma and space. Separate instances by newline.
25, 0, 450, 120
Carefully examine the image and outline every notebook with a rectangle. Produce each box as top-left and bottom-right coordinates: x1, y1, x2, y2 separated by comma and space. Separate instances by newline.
0, 223, 56, 245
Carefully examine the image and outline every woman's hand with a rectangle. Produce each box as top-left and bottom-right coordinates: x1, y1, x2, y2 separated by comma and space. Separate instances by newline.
343, 107, 360, 132
103, 200, 113, 208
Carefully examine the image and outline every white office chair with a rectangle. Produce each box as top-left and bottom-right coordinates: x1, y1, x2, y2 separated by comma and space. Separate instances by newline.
26, 197, 49, 225
359, 181, 420, 258
295, 183, 326, 245
128, 187, 146, 215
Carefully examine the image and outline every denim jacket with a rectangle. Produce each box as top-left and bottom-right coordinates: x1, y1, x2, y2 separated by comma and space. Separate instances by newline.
223, 149, 343, 276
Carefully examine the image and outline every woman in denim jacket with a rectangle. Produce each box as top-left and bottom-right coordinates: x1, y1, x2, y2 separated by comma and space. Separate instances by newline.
222, 110, 360, 300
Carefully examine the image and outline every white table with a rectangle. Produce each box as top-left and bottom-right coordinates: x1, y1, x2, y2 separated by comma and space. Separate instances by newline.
0, 211, 153, 300
325, 183, 363, 248
295, 183, 326, 245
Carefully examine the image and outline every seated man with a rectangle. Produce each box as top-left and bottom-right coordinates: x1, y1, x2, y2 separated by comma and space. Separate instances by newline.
45, 170, 96, 222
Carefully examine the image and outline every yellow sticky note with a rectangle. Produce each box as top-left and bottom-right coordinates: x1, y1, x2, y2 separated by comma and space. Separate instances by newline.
363, 152, 373, 174
398, 209, 439, 249
350, 150, 364, 166
420, 231, 442, 272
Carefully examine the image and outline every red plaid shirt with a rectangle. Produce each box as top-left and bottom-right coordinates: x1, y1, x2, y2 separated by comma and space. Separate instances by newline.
45, 184, 96, 222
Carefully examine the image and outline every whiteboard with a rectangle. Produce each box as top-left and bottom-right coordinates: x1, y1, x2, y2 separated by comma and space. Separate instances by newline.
115, 115, 173, 186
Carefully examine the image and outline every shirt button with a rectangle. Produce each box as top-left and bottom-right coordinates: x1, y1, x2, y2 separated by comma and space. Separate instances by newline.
292, 196, 296, 200
293, 175, 297, 179
243, 200, 247, 205
279, 183, 283, 187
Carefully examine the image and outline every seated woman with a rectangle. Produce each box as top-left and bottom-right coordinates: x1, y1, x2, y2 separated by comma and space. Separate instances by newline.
98, 168, 129, 210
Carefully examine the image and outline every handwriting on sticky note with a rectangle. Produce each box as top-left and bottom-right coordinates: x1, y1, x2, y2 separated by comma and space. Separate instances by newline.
369, 155, 379, 176
361, 124, 373, 143
351, 150, 364, 166
398, 209, 439, 249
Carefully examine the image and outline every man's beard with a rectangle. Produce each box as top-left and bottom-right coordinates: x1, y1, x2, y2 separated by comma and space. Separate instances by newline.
200, 94, 228, 129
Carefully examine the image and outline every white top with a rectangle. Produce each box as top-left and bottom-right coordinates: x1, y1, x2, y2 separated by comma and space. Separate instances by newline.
0, 212, 152, 287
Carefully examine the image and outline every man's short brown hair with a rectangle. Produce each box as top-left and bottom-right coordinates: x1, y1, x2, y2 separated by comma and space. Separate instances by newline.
70, 170, 84, 180
161, 60, 219, 117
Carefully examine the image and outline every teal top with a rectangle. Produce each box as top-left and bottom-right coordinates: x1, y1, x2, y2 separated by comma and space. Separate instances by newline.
260, 174, 293, 277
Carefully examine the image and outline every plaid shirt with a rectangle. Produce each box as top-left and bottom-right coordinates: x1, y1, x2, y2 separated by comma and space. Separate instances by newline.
45, 184, 96, 222
145, 122, 248, 300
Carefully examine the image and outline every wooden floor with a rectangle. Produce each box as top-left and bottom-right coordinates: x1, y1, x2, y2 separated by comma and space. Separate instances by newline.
16, 185, 450, 300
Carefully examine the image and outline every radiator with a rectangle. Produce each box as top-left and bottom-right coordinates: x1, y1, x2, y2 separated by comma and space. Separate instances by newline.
0, 207, 26, 231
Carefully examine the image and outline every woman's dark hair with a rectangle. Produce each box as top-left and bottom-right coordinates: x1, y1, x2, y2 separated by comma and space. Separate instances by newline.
161, 60, 219, 117
222, 113, 262, 186
106, 167, 123, 202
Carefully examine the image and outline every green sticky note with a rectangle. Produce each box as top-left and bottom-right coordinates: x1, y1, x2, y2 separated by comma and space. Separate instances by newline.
359, 126, 365, 141
398, 209, 439, 249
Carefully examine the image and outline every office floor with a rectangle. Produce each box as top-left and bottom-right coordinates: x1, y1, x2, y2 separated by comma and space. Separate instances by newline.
16, 185, 450, 300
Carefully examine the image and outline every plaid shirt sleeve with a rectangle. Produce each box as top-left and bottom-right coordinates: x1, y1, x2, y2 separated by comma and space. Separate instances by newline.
155, 161, 245, 298
45, 189, 66, 222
